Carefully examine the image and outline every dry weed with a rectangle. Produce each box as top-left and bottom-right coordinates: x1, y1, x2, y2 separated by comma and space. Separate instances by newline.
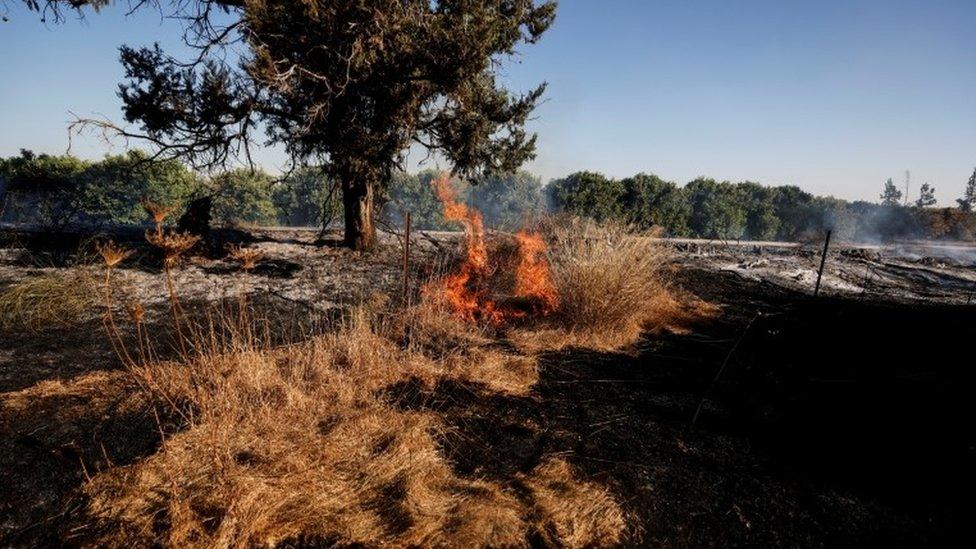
145, 230, 200, 265
225, 244, 263, 270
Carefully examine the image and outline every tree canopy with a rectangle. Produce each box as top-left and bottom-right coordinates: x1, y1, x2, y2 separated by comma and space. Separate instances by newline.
22, 0, 556, 250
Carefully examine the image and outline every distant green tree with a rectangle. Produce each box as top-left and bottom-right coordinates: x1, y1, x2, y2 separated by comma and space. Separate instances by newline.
547, 171, 624, 222
0, 150, 91, 228
0, 150, 200, 227
685, 178, 747, 239
272, 167, 339, 227
767, 185, 816, 240
78, 150, 202, 225
738, 181, 780, 240
915, 183, 937, 208
880, 178, 903, 206
469, 170, 546, 230
620, 173, 690, 235
958, 168, 976, 212
209, 169, 278, 226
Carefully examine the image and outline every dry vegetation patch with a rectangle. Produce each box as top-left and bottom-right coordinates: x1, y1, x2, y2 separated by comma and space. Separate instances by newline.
82, 298, 624, 547
0, 268, 100, 333
13, 217, 714, 547
509, 218, 713, 352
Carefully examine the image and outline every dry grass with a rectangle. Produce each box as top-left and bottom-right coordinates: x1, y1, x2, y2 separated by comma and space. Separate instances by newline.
0, 268, 100, 333
82, 297, 624, 547
510, 217, 713, 352
66, 216, 717, 545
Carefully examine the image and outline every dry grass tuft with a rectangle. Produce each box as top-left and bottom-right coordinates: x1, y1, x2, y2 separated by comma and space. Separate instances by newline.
510, 217, 712, 352
83, 301, 621, 547
519, 458, 629, 546
0, 269, 100, 333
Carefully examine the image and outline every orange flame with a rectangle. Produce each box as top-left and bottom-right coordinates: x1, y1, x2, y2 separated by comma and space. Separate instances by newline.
426, 174, 499, 323
425, 173, 558, 324
514, 230, 558, 313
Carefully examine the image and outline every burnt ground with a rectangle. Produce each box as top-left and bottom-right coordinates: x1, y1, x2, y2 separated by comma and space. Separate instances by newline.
1, 229, 974, 546
400, 268, 975, 547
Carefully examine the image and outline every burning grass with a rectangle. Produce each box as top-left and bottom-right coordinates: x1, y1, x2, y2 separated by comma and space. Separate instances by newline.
0, 268, 100, 333
509, 218, 713, 352
419, 174, 709, 352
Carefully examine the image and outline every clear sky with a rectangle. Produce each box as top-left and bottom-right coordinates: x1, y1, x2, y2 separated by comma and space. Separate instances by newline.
1, 0, 974, 204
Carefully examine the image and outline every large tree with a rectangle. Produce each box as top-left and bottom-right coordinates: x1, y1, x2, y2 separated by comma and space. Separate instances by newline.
22, 0, 556, 250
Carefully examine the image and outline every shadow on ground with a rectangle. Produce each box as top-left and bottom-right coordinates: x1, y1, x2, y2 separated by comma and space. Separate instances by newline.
394, 270, 975, 546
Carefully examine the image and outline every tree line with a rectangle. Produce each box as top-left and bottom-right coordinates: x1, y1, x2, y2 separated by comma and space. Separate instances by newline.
2, 149, 975, 242
0, 150, 545, 232
548, 171, 976, 242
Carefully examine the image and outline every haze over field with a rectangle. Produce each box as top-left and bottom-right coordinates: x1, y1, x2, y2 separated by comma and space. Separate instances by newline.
2, 0, 975, 204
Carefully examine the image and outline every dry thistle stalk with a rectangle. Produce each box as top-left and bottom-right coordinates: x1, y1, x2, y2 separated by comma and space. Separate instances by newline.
145, 229, 199, 356
141, 200, 176, 231
146, 230, 200, 265
96, 240, 132, 268
226, 244, 263, 270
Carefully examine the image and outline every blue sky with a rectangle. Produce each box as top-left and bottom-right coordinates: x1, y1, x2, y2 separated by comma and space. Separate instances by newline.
1, 0, 974, 204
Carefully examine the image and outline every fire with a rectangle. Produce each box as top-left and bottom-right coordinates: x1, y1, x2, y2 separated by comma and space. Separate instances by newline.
424, 173, 557, 323
514, 230, 558, 313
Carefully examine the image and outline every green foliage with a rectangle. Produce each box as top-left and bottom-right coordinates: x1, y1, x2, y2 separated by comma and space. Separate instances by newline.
79, 151, 202, 224
685, 178, 747, 239
4, 149, 976, 242
0, 150, 91, 228
209, 169, 278, 226
383, 169, 545, 231
738, 182, 780, 241
272, 167, 340, 227
620, 173, 690, 235
880, 178, 903, 206
548, 171, 624, 223
0, 149, 200, 228
811, 196, 857, 241
384, 170, 460, 230
915, 183, 937, 208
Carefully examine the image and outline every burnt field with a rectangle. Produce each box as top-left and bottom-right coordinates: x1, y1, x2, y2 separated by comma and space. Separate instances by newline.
1, 227, 974, 547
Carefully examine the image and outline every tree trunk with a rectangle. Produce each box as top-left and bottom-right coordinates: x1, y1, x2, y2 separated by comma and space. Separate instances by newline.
342, 177, 377, 251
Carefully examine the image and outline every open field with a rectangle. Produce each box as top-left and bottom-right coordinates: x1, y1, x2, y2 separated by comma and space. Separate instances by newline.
1, 227, 974, 546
